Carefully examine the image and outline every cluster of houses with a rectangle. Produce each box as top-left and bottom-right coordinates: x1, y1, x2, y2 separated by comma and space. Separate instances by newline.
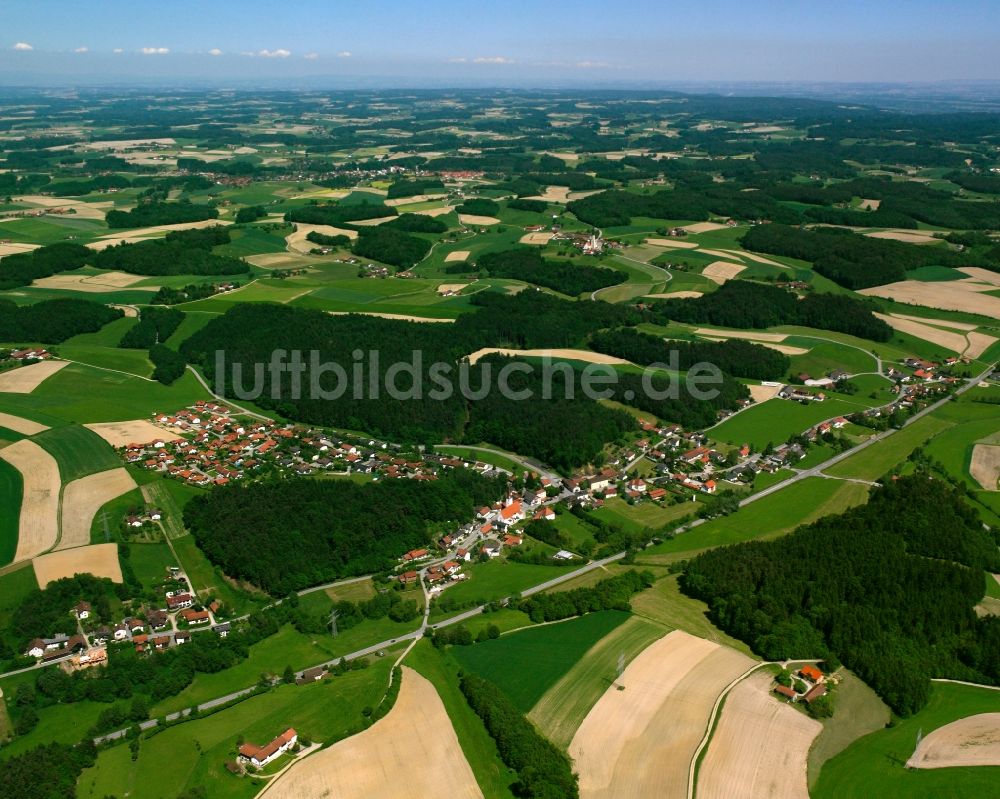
773, 664, 829, 705
119, 402, 496, 488
22, 571, 232, 665
397, 488, 564, 592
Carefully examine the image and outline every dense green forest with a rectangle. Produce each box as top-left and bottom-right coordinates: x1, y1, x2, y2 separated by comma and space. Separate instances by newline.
680, 475, 1000, 716
119, 307, 185, 348
184, 469, 505, 594
178, 292, 748, 463
149, 344, 186, 385
460, 672, 579, 799
0, 298, 122, 343
285, 201, 396, 226
0, 742, 97, 799
90, 226, 250, 277
305, 230, 352, 247
464, 355, 635, 470
455, 197, 500, 217
386, 178, 444, 198
475, 248, 626, 295
351, 226, 432, 268
0, 242, 92, 290
589, 327, 790, 380
741, 224, 995, 289
105, 200, 218, 228
648, 280, 893, 341
383, 212, 448, 233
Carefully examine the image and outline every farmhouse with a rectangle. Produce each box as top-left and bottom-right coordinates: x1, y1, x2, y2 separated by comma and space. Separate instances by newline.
238, 728, 298, 769
73, 601, 92, 620
799, 664, 824, 683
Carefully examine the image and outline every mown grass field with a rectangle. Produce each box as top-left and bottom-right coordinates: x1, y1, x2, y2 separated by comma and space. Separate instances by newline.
639, 477, 869, 563
123, 541, 177, 589
405, 640, 518, 799
0, 563, 36, 632
710, 397, 869, 449
0, 364, 209, 425
430, 559, 572, 618
592, 496, 698, 534
0, 457, 23, 566
814, 682, 1000, 799
169, 533, 257, 615
451, 610, 630, 712
79, 657, 397, 799
33, 424, 122, 482
825, 413, 955, 481
630, 573, 755, 654
527, 615, 667, 748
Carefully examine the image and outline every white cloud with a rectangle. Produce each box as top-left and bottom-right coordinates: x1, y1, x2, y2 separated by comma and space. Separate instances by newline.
209, 48, 223, 57
74, 47, 88, 54
303, 52, 319, 60
113, 48, 123, 54
448, 57, 468, 63
258, 48, 291, 58
472, 56, 514, 64
337, 51, 352, 58
575, 60, 610, 69
13, 42, 33, 51
141, 47, 170, 55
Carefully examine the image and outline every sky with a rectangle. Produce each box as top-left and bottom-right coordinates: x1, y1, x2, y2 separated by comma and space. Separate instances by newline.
1, 0, 999, 87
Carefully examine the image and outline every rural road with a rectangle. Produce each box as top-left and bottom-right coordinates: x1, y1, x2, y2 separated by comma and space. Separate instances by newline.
92, 550, 626, 745
438, 443, 562, 483
742, 362, 994, 507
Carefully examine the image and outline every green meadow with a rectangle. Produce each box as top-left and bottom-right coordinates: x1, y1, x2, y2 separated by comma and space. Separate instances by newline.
814, 682, 1000, 799
451, 610, 630, 711
79, 657, 397, 799
640, 477, 870, 563
0, 364, 209, 425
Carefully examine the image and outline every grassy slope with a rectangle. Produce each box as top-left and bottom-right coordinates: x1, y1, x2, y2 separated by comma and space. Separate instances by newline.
825, 414, 955, 481
814, 682, 1000, 799
451, 610, 630, 711
639, 478, 869, 564
630, 573, 756, 656
807, 669, 892, 790
0, 364, 209, 425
